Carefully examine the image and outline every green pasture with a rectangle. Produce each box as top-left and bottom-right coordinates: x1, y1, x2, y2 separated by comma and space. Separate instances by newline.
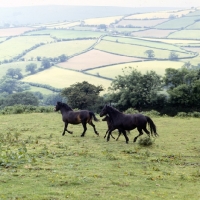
168, 30, 200, 40
71, 26, 98, 31
0, 36, 54, 61
186, 21, 200, 29
0, 37, 7, 42
24, 30, 104, 39
23, 40, 97, 60
0, 113, 199, 199
94, 40, 191, 59
85, 60, 184, 78
185, 10, 200, 16
0, 61, 41, 78
103, 36, 187, 53
21, 66, 112, 94
28, 86, 56, 95
155, 16, 200, 29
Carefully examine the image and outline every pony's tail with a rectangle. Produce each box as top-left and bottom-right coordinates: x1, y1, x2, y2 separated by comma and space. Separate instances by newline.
145, 116, 158, 137
89, 111, 99, 121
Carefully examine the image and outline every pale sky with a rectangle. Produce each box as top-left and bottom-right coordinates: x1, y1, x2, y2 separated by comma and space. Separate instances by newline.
0, 0, 199, 8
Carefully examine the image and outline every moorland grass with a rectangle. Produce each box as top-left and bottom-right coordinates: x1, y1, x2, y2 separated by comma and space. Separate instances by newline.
0, 113, 199, 199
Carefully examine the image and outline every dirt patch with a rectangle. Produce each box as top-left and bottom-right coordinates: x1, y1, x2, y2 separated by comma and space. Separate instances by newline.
57, 49, 143, 71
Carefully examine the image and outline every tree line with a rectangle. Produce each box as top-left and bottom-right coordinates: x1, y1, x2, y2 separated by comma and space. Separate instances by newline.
1, 65, 200, 116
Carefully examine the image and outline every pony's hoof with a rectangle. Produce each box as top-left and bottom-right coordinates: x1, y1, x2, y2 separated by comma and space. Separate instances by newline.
70, 132, 73, 134
81, 134, 84, 137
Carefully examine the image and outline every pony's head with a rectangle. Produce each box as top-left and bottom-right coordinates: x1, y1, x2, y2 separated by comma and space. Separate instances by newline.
100, 105, 109, 117
54, 101, 62, 111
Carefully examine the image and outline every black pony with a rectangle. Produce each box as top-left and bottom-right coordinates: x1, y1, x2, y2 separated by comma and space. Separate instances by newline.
100, 105, 158, 143
55, 102, 99, 137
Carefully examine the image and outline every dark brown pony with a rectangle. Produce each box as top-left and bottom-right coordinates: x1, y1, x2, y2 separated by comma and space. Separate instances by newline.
55, 102, 99, 137
102, 115, 121, 140
100, 105, 158, 143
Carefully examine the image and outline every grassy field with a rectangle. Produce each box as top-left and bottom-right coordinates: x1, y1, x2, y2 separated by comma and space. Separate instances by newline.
0, 61, 41, 78
24, 30, 104, 39
0, 36, 54, 61
21, 66, 112, 93
84, 16, 123, 25
23, 40, 97, 60
94, 40, 191, 59
168, 30, 200, 40
103, 36, 187, 52
125, 9, 195, 19
155, 16, 200, 29
0, 113, 199, 199
85, 60, 184, 78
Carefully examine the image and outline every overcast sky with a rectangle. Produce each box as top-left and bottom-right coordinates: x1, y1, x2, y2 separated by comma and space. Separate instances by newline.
0, 0, 199, 8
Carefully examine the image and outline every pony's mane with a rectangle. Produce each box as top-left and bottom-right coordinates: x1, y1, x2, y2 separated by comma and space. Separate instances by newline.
107, 105, 122, 114
61, 102, 73, 111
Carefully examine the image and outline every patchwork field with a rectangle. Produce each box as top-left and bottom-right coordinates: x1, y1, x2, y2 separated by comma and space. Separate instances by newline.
125, 9, 195, 19
0, 36, 54, 61
0, 61, 41, 78
0, 27, 36, 37
103, 36, 187, 52
131, 29, 176, 38
85, 60, 184, 79
57, 49, 144, 71
24, 30, 104, 39
155, 16, 200, 29
168, 30, 200, 40
94, 40, 191, 59
116, 19, 169, 27
0, 114, 200, 199
23, 40, 97, 60
84, 16, 123, 25
21, 66, 112, 93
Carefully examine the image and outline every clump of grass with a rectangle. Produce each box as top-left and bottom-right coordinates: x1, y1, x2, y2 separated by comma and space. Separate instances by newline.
138, 137, 154, 146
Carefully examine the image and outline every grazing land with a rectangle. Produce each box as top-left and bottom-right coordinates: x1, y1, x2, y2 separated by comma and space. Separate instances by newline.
0, 27, 36, 37
0, 113, 199, 199
84, 16, 123, 25
21, 66, 112, 93
0, 36, 54, 61
116, 19, 169, 27
23, 40, 97, 60
57, 49, 143, 71
85, 60, 184, 78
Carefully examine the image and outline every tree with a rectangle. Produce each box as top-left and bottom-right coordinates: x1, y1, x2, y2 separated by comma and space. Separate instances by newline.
169, 52, 178, 60
43, 94, 63, 105
163, 68, 200, 108
108, 69, 162, 111
144, 50, 155, 59
6, 68, 23, 79
0, 77, 29, 94
26, 63, 37, 74
5, 92, 39, 106
59, 54, 68, 62
41, 58, 51, 69
61, 81, 104, 110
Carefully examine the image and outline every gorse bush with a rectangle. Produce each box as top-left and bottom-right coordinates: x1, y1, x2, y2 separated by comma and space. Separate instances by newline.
138, 136, 154, 146
0, 105, 54, 115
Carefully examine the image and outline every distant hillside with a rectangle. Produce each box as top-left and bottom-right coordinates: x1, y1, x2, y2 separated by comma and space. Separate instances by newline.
0, 6, 179, 26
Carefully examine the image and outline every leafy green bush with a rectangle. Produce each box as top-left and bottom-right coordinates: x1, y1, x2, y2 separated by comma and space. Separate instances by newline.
124, 108, 139, 114
0, 105, 54, 115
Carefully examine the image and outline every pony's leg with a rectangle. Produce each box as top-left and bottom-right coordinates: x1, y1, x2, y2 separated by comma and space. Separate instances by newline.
116, 130, 121, 141
81, 121, 87, 137
88, 121, 99, 136
133, 128, 143, 142
121, 130, 129, 144
63, 122, 73, 135
104, 129, 109, 138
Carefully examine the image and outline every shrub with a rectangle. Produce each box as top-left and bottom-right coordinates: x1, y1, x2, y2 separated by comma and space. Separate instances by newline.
138, 137, 154, 146
124, 108, 139, 114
